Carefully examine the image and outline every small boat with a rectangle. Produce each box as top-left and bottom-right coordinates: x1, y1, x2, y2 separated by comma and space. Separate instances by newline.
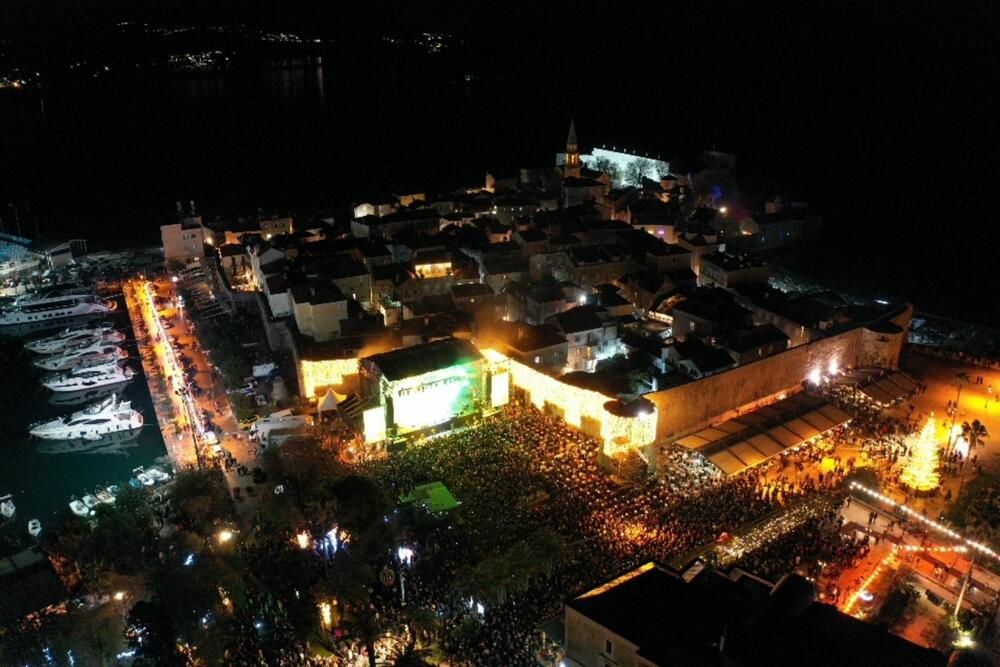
128, 466, 145, 489
27, 519, 41, 537
146, 467, 171, 482
82, 494, 99, 509
95, 489, 115, 505
137, 472, 154, 486
69, 499, 91, 517
0, 494, 15, 519
107, 485, 120, 496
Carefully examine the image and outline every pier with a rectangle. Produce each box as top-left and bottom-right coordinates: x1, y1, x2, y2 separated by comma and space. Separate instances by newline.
123, 279, 199, 469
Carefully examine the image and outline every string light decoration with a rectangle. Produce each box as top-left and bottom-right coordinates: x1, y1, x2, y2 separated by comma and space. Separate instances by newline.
900, 415, 942, 492
300, 358, 359, 399
849, 482, 1000, 561
480, 349, 657, 455
714, 495, 831, 566
842, 543, 969, 614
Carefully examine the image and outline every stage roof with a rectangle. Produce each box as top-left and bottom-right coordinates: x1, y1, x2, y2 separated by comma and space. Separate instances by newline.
830, 368, 919, 405
364, 338, 482, 381
674, 393, 852, 476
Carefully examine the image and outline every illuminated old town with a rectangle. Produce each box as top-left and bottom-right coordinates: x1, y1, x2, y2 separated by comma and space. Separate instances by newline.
0, 3, 997, 666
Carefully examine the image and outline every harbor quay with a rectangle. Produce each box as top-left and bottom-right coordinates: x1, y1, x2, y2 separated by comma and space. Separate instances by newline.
122, 279, 199, 469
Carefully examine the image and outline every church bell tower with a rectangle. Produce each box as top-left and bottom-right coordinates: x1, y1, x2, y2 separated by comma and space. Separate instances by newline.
563, 118, 581, 178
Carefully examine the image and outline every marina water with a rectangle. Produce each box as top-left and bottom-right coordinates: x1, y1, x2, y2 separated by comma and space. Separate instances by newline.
0, 297, 167, 555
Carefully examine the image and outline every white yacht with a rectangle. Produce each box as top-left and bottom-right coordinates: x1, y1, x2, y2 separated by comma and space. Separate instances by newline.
25, 324, 116, 354
43, 364, 135, 393
0, 494, 15, 519
37, 429, 141, 455
34, 341, 126, 371
30, 393, 143, 440
82, 494, 99, 510
0, 289, 115, 336
47, 383, 123, 408
27, 519, 41, 537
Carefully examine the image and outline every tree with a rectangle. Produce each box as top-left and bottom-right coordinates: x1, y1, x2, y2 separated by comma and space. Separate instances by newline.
229, 392, 255, 422
331, 475, 390, 534
126, 600, 185, 666
63, 605, 124, 667
624, 157, 653, 186
85, 492, 158, 575
170, 469, 234, 537
949, 372, 971, 449
901, 416, 942, 492
150, 551, 246, 643
962, 419, 989, 451
590, 157, 620, 184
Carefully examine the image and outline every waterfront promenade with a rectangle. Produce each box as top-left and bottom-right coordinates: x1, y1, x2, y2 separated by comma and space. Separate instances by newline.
123, 279, 198, 469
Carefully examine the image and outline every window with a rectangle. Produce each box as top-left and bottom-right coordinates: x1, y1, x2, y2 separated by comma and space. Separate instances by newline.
605, 639, 614, 655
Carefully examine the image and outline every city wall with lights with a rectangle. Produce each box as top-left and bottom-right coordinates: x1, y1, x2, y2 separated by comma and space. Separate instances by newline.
481, 349, 657, 456
647, 305, 911, 441
301, 357, 360, 399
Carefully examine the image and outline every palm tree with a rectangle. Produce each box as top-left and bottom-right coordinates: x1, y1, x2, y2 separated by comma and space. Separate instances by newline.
949, 372, 971, 450
962, 419, 990, 451
311, 554, 373, 614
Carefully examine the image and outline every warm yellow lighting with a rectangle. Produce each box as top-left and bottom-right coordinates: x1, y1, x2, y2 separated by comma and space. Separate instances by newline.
295, 531, 311, 550
114, 591, 126, 601
481, 349, 656, 455
300, 358, 359, 399
491, 372, 509, 408
217, 529, 234, 543
363, 406, 387, 443
900, 415, 941, 492
414, 261, 452, 278
319, 601, 332, 628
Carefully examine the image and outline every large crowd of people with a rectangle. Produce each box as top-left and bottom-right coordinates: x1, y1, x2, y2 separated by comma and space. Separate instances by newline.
348, 404, 828, 665
315, 372, 981, 665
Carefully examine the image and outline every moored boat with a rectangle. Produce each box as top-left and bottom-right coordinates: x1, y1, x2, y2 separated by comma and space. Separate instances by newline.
25, 324, 116, 354
0, 289, 115, 336
34, 341, 125, 371
0, 494, 15, 519
43, 364, 134, 393
30, 393, 143, 440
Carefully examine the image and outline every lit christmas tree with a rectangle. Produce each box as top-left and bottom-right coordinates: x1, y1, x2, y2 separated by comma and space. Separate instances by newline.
900, 415, 941, 492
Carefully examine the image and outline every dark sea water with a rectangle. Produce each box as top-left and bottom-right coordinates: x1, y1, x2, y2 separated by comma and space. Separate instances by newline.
0, 45, 993, 324
0, 299, 167, 554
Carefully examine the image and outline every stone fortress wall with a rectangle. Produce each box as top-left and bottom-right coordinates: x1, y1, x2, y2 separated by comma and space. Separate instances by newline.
646, 304, 912, 442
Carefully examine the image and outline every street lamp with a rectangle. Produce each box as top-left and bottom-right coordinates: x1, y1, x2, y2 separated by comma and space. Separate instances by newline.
397, 546, 414, 566
217, 529, 234, 544
295, 531, 311, 550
